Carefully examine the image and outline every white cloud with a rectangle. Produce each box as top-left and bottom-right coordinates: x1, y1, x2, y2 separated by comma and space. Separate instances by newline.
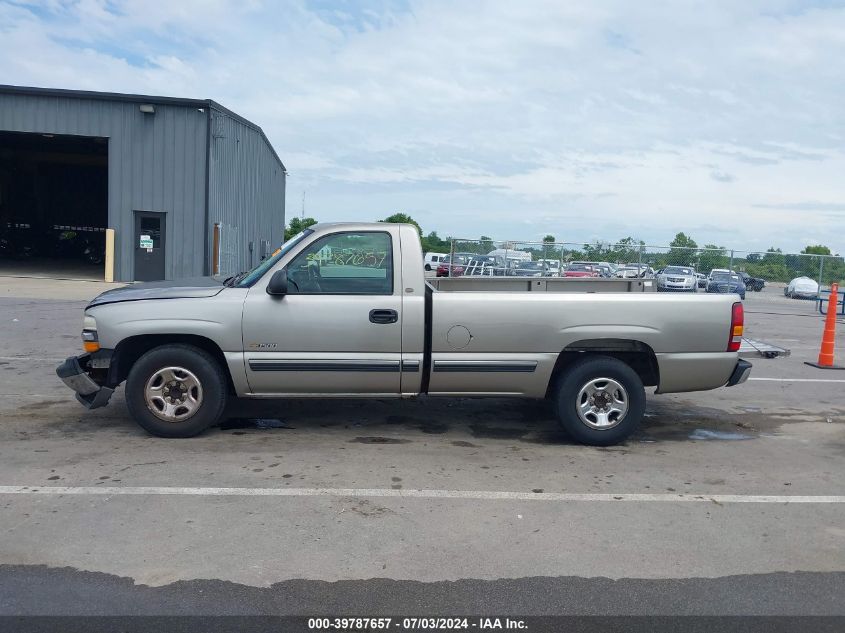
1, 0, 844, 251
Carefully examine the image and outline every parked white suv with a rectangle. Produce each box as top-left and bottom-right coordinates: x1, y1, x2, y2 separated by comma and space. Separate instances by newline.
424, 252, 447, 272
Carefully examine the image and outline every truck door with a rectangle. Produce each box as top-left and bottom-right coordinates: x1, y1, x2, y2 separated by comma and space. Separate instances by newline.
241, 230, 402, 395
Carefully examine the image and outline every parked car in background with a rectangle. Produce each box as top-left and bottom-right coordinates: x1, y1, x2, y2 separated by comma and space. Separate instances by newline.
696, 273, 707, 288
706, 271, 746, 300
487, 248, 532, 264
785, 276, 819, 299
513, 261, 551, 277
424, 252, 447, 272
738, 272, 765, 292
436, 253, 471, 277
656, 266, 697, 292
616, 265, 649, 279
537, 259, 561, 276
503, 257, 520, 267
563, 263, 600, 278
571, 261, 614, 278
709, 268, 731, 278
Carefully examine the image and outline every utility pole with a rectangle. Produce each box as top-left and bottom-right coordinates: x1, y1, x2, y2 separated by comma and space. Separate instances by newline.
301, 191, 306, 219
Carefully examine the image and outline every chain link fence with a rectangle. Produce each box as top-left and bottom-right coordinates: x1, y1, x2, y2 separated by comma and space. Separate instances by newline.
427, 237, 842, 308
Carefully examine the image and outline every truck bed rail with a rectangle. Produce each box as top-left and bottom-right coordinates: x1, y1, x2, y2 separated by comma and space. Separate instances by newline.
427, 277, 656, 293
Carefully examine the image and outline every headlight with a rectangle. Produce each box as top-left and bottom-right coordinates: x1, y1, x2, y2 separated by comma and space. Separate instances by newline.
82, 314, 99, 353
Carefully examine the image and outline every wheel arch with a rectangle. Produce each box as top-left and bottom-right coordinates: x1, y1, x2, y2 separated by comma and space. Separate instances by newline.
109, 334, 234, 393
545, 338, 660, 396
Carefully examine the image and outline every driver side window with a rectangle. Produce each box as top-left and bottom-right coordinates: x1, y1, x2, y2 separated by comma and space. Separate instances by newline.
286, 232, 393, 295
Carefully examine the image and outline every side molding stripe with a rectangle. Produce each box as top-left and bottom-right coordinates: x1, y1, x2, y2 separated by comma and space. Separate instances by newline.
432, 361, 537, 373
249, 361, 400, 373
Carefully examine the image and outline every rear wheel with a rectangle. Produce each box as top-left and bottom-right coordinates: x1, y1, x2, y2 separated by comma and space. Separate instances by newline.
125, 344, 228, 438
554, 355, 646, 446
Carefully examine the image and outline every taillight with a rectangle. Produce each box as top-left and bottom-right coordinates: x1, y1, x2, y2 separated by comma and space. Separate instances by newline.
728, 301, 744, 352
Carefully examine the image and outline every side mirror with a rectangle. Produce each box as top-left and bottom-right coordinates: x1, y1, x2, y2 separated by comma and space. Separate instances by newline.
266, 269, 289, 296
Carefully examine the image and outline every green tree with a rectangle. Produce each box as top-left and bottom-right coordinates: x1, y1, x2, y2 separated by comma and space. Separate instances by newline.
479, 236, 494, 253
582, 242, 606, 261
285, 216, 318, 241
763, 248, 784, 265
667, 232, 698, 266
802, 245, 832, 255
541, 235, 556, 260
699, 244, 728, 273
670, 232, 698, 249
421, 231, 450, 254
610, 236, 642, 264
379, 212, 422, 236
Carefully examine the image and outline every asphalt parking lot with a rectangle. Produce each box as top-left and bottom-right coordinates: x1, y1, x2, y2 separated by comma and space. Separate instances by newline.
0, 276, 843, 618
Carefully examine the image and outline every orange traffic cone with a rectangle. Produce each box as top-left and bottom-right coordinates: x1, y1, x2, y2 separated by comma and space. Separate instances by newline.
805, 282, 843, 369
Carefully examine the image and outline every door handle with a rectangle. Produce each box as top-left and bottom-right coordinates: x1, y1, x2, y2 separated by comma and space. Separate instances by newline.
369, 309, 398, 324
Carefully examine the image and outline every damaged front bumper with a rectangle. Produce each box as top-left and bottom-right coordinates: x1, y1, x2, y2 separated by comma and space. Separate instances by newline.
55, 353, 114, 409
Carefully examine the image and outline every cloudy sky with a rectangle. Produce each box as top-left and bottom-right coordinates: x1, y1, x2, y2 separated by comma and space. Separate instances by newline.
2, 0, 844, 252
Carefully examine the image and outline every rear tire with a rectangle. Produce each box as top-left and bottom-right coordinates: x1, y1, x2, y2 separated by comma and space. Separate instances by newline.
553, 355, 646, 446
125, 344, 228, 438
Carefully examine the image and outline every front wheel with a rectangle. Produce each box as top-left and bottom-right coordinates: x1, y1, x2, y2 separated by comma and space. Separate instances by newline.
125, 344, 228, 438
553, 355, 646, 446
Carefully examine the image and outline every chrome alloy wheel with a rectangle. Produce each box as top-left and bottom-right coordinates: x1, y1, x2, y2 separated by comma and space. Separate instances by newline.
576, 377, 628, 430
144, 366, 203, 423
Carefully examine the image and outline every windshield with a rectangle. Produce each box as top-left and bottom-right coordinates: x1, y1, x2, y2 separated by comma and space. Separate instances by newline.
520, 262, 542, 269
665, 267, 693, 275
711, 273, 732, 281
568, 263, 591, 271
235, 229, 314, 287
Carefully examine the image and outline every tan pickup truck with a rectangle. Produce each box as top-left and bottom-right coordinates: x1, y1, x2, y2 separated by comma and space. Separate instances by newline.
57, 222, 751, 445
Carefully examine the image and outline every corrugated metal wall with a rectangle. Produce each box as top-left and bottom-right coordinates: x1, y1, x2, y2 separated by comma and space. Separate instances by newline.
0, 92, 208, 281
207, 108, 285, 276
0, 89, 285, 281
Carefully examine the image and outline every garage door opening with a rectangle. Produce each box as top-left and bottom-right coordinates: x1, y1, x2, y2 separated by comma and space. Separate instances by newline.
0, 131, 107, 280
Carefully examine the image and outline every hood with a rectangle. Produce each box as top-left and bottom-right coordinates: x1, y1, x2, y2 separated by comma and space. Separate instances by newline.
88, 276, 225, 308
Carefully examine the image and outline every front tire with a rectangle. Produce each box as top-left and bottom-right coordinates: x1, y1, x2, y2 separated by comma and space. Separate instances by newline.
125, 344, 228, 438
554, 355, 646, 446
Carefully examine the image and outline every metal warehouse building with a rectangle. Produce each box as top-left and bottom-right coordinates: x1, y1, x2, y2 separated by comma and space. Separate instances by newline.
0, 85, 285, 282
